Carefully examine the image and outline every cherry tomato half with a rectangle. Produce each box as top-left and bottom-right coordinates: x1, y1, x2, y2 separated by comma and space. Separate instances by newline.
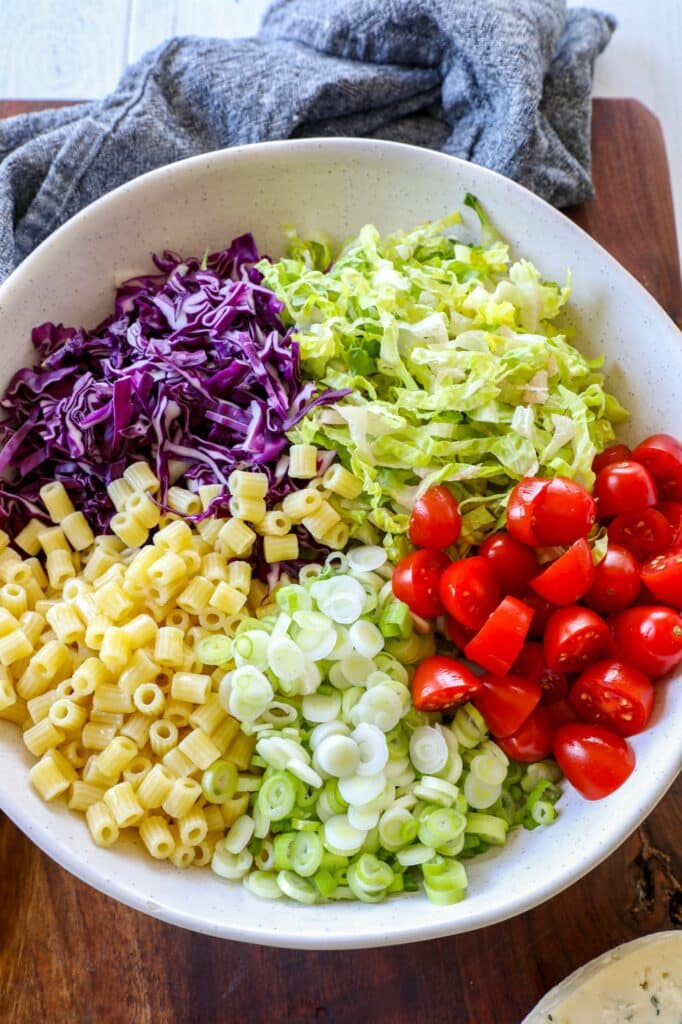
438, 556, 500, 632
632, 433, 682, 501
640, 547, 682, 607
583, 543, 641, 614
506, 477, 550, 547
473, 673, 542, 738
569, 659, 654, 737
594, 461, 658, 519
609, 605, 682, 679
530, 538, 595, 606
496, 706, 554, 762
411, 655, 481, 712
552, 723, 635, 800
532, 477, 596, 546
607, 507, 674, 561
464, 596, 533, 676
592, 444, 631, 475
544, 605, 609, 673
409, 486, 462, 550
522, 590, 555, 640
477, 531, 539, 596
392, 549, 450, 619
513, 642, 568, 703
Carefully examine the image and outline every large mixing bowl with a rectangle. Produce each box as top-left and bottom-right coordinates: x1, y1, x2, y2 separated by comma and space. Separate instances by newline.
0, 139, 680, 948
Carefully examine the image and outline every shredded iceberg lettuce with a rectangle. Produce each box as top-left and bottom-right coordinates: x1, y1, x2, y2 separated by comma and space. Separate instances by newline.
260, 200, 627, 556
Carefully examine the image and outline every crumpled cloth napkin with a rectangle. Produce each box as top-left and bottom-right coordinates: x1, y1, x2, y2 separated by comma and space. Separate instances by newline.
0, 0, 615, 281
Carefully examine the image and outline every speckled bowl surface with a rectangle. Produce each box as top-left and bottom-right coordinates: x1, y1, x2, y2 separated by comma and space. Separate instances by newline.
0, 140, 680, 949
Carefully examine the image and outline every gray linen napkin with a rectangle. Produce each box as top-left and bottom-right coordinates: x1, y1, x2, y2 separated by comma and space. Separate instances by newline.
0, 0, 615, 282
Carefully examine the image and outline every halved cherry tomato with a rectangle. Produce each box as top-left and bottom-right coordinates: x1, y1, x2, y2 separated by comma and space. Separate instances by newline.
592, 444, 631, 475
445, 617, 475, 651
532, 477, 596, 546
608, 507, 674, 560
408, 486, 462, 550
544, 605, 609, 672
513, 642, 568, 703
496, 706, 554, 762
658, 501, 682, 544
522, 590, 555, 640
438, 556, 500, 632
583, 543, 641, 614
506, 477, 550, 546
545, 697, 579, 730
392, 549, 450, 619
478, 532, 539, 595
569, 659, 654, 737
473, 673, 542, 738
464, 596, 533, 675
411, 655, 481, 712
632, 433, 682, 501
594, 461, 658, 519
640, 547, 682, 607
552, 723, 635, 800
609, 605, 682, 679
530, 538, 595, 606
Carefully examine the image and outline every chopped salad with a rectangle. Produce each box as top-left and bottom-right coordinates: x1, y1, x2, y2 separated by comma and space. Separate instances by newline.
0, 199, 680, 908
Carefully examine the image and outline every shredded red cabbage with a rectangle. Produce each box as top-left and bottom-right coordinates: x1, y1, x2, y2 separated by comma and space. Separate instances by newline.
0, 234, 348, 538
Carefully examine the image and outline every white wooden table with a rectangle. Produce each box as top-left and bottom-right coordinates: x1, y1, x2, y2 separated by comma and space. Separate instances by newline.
0, 0, 680, 250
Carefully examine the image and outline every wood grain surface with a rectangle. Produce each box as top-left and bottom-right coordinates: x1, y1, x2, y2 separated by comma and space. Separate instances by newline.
0, 98, 680, 1024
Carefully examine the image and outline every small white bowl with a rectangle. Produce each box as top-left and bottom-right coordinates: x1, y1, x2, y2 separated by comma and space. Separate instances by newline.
0, 140, 680, 949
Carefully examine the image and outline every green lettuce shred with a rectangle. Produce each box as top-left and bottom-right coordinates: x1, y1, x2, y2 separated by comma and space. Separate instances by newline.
260, 203, 627, 552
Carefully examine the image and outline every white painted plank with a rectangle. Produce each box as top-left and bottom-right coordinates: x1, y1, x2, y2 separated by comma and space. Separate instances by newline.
127, 0, 271, 63
0, 0, 131, 99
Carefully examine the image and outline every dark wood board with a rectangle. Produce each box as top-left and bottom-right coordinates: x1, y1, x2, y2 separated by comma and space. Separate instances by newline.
0, 98, 680, 1024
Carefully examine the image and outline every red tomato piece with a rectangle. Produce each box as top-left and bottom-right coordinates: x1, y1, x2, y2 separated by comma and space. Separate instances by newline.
506, 477, 550, 546
592, 444, 631, 475
530, 538, 595, 606
522, 590, 555, 640
496, 706, 554, 762
594, 461, 658, 519
632, 433, 682, 501
464, 596, 533, 676
411, 655, 481, 712
438, 556, 500, 632
545, 697, 579, 730
583, 543, 641, 614
569, 659, 654, 737
513, 642, 568, 703
391, 549, 450, 619
445, 617, 475, 651
608, 507, 674, 561
408, 486, 462, 550
640, 547, 682, 607
658, 501, 682, 544
473, 673, 542, 738
609, 605, 682, 679
532, 477, 597, 546
477, 531, 539, 595
544, 605, 610, 673
552, 723, 635, 800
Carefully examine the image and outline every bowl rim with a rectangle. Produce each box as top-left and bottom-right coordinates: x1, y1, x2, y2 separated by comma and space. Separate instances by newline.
0, 136, 680, 949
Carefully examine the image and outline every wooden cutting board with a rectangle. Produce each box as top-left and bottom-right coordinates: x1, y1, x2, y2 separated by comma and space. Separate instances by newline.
0, 98, 680, 1024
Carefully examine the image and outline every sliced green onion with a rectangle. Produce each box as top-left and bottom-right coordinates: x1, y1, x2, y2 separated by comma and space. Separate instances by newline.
201, 759, 238, 804
385, 726, 409, 760
378, 806, 418, 851
228, 666, 274, 723
287, 757, 323, 789
277, 870, 318, 904
396, 843, 436, 867
422, 856, 468, 905
409, 726, 449, 774
347, 804, 380, 831
291, 830, 324, 877
244, 870, 282, 899
254, 838, 274, 869
418, 807, 467, 848
322, 814, 367, 856
267, 637, 305, 682
273, 832, 296, 871
323, 779, 348, 815
236, 775, 261, 793
374, 654, 409, 686
522, 760, 562, 792
347, 854, 393, 903
256, 736, 308, 770
257, 771, 298, 821
196, 635, 233, 665
465, 812, 508, 845
452, 704, 488, 748
470, 753, 507, 786
349, 620, 385, 659
378, 599, 413, 640
312, 867, 337, 898
463, 773, 501, 810
302, 691, 342, 724
310, 720, 350, 750
530, 800, 556, 826
346, 546, 387, 574
350, 684, 403, 733
223, 814, 255, 854
212, 842, 253, 880
412, 775, 459, 807
315, 734, 361, 778
339, 653, 376, 686
276, 585, 313, 615
315, 576, 366, 624
258, 701, 299, 727
338, 771, 386, 807
233, 629, 271, 670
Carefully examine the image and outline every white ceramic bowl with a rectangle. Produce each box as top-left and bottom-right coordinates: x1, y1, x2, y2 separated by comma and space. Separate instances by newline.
0, 140, 680, 949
